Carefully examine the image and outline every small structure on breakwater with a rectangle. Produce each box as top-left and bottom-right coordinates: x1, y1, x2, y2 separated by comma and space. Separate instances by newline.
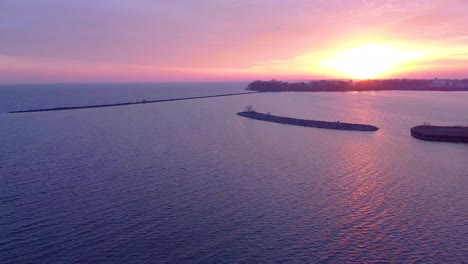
237, 111, 379, 131
411, 125, 468, 143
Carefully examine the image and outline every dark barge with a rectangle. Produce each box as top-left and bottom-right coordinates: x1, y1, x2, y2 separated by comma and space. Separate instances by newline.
411, 125, 468, 143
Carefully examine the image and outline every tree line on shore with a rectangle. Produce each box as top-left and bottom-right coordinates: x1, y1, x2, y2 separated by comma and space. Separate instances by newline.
247, 79, 468, 92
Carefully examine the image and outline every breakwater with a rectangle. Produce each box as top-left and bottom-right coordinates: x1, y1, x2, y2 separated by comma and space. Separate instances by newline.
411, 125, 468, 143
237, 111, 379, 131
9, 92, 260, 114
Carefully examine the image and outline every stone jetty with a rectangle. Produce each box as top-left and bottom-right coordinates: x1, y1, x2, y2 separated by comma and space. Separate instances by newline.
237, 111, 379, 131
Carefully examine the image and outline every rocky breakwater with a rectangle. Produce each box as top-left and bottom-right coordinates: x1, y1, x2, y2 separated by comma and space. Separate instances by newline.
237, 111, 379, 131
411, 125, 468, 143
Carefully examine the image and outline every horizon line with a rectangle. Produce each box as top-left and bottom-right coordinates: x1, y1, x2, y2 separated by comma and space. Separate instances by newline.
2, 77, 468, 86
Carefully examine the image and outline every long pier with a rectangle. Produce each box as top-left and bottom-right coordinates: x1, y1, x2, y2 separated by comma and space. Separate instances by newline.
9, 92, 260, 114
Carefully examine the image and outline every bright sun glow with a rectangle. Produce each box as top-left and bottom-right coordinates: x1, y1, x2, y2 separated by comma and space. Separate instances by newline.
322, 43, 423, 79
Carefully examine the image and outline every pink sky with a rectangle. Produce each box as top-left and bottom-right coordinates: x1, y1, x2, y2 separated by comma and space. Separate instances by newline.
1, 0, 467, 83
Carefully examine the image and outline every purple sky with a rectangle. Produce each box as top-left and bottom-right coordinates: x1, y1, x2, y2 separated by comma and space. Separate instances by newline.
1, 0, 467, 82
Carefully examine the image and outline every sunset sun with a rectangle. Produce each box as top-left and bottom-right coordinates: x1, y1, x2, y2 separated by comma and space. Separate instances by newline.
322, 43, 423, 79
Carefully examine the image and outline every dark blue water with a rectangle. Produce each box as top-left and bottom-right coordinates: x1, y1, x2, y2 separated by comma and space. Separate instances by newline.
1, 83, 467, 263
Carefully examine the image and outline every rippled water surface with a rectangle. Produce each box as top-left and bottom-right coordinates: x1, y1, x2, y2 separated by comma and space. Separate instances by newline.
1, 83, 467, 263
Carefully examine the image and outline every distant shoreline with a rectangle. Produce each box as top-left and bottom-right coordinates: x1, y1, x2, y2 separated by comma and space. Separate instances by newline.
237, 111, 379, 131
246, 79, 468, 92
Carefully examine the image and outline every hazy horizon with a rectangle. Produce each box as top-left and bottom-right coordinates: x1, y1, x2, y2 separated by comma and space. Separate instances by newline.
2, 78, 468, 86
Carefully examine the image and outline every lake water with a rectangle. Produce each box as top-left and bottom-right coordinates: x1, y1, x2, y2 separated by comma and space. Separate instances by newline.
1, 83, 467, 263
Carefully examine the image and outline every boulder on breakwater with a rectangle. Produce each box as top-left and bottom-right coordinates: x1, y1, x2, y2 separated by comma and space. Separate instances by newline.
411, 125, 468, 143
237, 111, 379, 132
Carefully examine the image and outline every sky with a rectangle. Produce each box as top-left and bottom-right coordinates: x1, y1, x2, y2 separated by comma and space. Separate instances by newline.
1, 0, 467, 83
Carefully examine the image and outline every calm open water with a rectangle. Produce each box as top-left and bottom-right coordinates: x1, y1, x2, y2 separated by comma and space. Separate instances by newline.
1, 83, 467, 263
